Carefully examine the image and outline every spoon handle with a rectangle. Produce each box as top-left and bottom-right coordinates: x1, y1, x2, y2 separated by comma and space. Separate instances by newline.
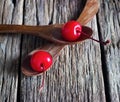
77, 0, 99, 25
0, 24, 62, 39
0, 24, 50, 34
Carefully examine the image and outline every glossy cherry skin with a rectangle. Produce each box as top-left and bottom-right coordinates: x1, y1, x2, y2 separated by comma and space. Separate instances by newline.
30, 50, 53, 72
61, 21, 82, 41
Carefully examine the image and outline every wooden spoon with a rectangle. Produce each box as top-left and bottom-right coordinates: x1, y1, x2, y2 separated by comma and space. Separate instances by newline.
21, 0, 99, 76
0, 0, 99, 45
0, 25, 91, 45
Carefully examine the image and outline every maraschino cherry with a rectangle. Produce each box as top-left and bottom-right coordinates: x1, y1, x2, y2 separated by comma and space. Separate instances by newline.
62, 21, 110, 45
30, 50, 52, 72
62, 21, 82, 41
30, 50, 52, 92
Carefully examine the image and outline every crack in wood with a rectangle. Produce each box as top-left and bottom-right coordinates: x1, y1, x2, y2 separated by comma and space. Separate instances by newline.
12, 0, 16, 6
96, 14, 111, 102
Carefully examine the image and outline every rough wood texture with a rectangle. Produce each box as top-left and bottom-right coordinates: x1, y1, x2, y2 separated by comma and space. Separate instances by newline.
97, 0, 120, 102
0, 0, 119, 102
0, 0, 23, 102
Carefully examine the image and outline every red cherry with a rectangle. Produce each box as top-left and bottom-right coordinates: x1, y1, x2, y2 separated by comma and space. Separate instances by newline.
62, 21, 110, 45
30, 50, 52, 72
62, 21, 82, 41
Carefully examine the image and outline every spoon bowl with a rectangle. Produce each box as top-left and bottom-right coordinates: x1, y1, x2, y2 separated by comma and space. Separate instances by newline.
52, 26, 93, 44
22, 44, 64, 76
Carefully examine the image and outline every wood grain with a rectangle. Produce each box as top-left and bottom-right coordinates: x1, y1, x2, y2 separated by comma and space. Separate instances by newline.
0, 0, 119, 102
0, 0, 23, 102
97, 0, 120, 102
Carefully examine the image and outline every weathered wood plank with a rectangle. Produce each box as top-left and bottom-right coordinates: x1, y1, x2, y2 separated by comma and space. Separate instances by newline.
1, 0, 115, 102
20, 0, 106, 102
97, 0, 120, 102
0, 0, 23, 102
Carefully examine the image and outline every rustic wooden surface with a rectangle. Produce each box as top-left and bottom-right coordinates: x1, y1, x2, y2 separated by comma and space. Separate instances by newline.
0, 0, 119, 102
97, 0, 120, 102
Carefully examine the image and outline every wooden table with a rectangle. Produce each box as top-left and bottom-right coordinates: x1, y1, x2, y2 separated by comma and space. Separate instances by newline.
0, 0, 119, 102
